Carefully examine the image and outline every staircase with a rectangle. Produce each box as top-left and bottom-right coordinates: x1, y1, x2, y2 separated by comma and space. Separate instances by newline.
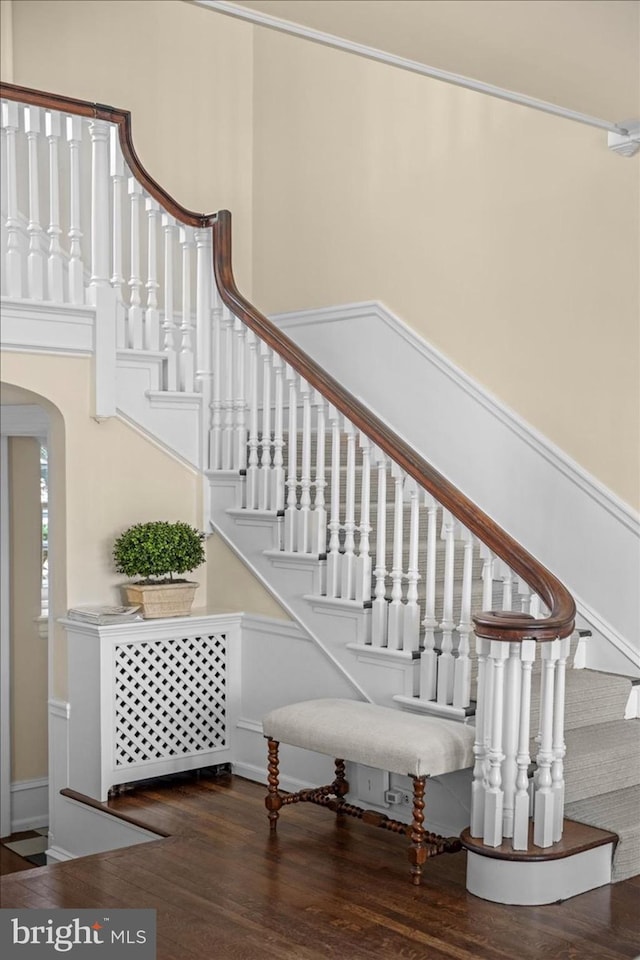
1, 81, 638, 897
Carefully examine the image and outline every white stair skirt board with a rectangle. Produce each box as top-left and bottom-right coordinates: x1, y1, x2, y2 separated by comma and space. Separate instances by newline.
466, 843, 613, 906
271, 301, 640, 675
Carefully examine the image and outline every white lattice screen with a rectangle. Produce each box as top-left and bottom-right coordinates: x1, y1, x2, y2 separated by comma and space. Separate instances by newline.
113, 633, 227, 768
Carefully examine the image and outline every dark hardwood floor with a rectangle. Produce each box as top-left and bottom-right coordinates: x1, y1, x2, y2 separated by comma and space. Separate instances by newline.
1, 772, 639, 959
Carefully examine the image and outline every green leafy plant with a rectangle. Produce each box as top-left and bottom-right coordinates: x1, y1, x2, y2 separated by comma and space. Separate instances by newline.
113, 521, 206, 583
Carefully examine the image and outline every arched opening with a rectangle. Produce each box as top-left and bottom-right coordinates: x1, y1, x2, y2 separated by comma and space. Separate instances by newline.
0, 382, 66, 854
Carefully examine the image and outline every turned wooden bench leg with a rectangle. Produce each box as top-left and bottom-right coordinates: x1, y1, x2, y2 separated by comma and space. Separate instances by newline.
408, 775, 427, 886
265, 738, 283, 831
332, 758, 349, 805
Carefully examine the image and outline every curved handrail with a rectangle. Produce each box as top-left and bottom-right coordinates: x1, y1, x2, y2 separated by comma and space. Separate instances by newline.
0, 80, 575, 643
212, 211, 576, 643
0, 82, 216, 228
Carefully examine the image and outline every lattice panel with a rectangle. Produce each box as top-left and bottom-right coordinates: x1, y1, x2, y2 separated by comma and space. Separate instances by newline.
113, 633, 226, 768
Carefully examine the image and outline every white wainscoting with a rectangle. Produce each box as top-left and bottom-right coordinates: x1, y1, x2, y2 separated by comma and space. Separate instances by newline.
272, 302, 640, 675
10, 778, 49, 832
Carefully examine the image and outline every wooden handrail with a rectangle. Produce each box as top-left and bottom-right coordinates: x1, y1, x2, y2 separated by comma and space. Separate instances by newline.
1, 81, 575, 643
212, 211, 576, 643
0, 82, 216, 228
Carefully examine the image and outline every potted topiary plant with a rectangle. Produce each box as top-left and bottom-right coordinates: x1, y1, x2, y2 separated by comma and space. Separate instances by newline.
113, 520, 206, 618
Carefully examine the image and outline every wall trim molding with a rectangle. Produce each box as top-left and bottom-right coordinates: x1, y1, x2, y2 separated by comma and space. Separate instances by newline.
196, 2, 626, 137
275, 301, 638, 535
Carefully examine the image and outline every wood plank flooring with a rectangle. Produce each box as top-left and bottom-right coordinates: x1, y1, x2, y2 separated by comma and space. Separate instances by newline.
1, 772, 639, 959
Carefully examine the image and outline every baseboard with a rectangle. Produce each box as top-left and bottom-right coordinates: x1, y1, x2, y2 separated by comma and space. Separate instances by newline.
45, 845, 74, 864
10, 777, 49, 832
232, 759, 315, 795
272, 300, 640, 670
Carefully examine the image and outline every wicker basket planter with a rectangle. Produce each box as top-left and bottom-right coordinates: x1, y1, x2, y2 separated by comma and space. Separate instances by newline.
122, 581, 198, 619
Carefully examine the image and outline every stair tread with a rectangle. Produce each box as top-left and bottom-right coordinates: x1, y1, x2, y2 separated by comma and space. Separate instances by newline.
563, 719, 640, 804
565, 784, 640, 882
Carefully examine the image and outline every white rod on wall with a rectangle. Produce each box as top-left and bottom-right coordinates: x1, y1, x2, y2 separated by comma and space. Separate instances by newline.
197, 0, 630, 137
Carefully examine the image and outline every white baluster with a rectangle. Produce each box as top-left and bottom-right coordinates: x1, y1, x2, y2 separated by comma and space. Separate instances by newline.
453, 528, 474, 708
195, 228, 212, 387
437, 510, 456, 703
470, 634, 490, 836
161, 214, 178, 390
45, 110, 64, 302
127, 177, 144, 348
284, 367, 299, 552
196, 229, 213, 469
500, 562, 514, 611
483, 640, 509, 846
271, 357, 285, 512
512, 638, 536, 849
501, 643, 522, 839
234, 316, 247, 470
179, 227, 196, 394
533, 638, 560, 847
24, 106, 44, 300
2, 101, 22, 298
144, 197, 160, 352
259, 344, 273, 509
341, 421, 357, 598
419, 494, 438, 700
245, 331, 259, 507
530, 593, 541, 619
480, 546, 495, 611
387, 465, 405, 649
326, 405, 341, 595
297, 379, 313, 552
109, 126, 125, 305
552, 634, 570, 842
221, 304, 234, 470
66, 114, 84, 305
355, 434, 372, 604
310, 393, 328, 555
403, 477, 421, 652
371, 454, 388, 647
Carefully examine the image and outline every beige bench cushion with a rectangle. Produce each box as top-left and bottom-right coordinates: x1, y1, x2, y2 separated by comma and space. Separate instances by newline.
263, 698, 475, 778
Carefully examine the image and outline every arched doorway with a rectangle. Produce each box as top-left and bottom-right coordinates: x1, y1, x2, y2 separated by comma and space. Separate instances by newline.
1, 385, 63, 850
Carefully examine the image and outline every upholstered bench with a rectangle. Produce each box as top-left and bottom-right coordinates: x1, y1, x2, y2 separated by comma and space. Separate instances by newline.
262, 698, 475, 885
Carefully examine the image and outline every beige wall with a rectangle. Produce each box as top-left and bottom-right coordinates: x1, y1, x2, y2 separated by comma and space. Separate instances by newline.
251, 28, 640, 510
237, 0, 639, 119
9, 0, 254, 293
2, 355, 206, 698
9, 436, 47, 781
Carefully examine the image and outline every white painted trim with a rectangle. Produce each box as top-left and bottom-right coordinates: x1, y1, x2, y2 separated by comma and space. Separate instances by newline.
236, 716, 263, 735
0, 435, 10, 838
240, 613, 310, 643
232, 759, 315, 795
210, 517, 372, 701
0, 403, 49, 436
10, 777, 49, 832
571, 592, 640, 672
272, 301, 640, 670
1, 299, 95, 357
624, 685, 640, 720
275, 302, 639, 536
196, 1, 627, 136
465, 844, 612, 905
115, 409, 202, 475
46, 846, 74, 863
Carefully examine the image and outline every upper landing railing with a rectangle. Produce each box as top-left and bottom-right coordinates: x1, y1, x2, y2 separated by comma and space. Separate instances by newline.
1, 82, 576, 853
